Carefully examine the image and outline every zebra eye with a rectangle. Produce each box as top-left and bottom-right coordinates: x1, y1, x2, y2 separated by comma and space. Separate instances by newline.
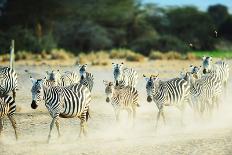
37, 90, 41, 93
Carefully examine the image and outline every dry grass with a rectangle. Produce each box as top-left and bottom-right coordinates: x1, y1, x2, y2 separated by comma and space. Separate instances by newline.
126, 51, 145, 62
50, 49, 74, 60
0, 54, 10, 62
149, 51, 165, 60
185, 52, 197, 60
110, 49, 145, 62
149, 51, 183, 60
166, 51, 182, 60
77, 51, 109, 66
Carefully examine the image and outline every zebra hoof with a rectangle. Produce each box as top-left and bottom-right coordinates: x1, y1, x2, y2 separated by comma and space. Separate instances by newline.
147, 96, 152, 102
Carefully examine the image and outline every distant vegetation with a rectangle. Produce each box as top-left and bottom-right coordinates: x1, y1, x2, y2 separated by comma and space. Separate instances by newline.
0, 1, 231, 57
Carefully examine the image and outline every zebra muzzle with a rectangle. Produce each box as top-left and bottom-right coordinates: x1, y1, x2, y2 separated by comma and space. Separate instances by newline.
147, 96, 152, 102
31, 100, 38, 109
203, 69, 207, 74
106, 97, 110, 103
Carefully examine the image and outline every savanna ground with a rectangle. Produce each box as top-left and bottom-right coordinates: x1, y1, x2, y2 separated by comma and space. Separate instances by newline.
1, 59, 232, 155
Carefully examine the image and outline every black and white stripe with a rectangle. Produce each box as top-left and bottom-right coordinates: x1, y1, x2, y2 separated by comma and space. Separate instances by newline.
79, 64, 94, 92
202, 56, 229, 90
112, 63, 138, 87
0, 67, 18, 100
60, 71, 80, 86
184, 71, 222, 115
0, 95, 18, 140
30, 77, 91, 143
144, 75, 190, 129
103, 80, 139, 124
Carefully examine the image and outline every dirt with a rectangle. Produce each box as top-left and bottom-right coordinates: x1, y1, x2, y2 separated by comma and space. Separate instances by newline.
0, 60, 232, 155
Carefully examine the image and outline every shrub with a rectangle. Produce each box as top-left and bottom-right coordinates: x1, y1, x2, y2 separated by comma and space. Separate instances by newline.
126, 51, 145, 62
149, 51, 165, 60
77, 51, 110, 66
185, 52, 197, 60
15, 51, 34, 60
0, 54, 10, 62
109, 49, 130, 59
50, 49, 73, 60
166, 51, 182, 60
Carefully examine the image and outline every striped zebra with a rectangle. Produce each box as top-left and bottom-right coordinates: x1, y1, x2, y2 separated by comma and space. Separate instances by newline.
202, 56, 229, 90
184, 71, 222, 116
112, 63, 138, 87
103, 80, 139, 124
189, 65, 202, 79
79, 64, 94, 92
0, 95, 18, 140
0, 67, 18, 100
46, 70, 62, 86
30, 76, 91, 143
60, 71, 80, 86
143, 74, 190, 129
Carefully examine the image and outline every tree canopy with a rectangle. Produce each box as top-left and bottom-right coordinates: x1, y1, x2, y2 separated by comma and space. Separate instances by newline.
0, 0, 231, 55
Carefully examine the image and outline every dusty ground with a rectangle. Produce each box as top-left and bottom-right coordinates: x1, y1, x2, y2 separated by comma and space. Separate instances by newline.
1, 59, 232, 155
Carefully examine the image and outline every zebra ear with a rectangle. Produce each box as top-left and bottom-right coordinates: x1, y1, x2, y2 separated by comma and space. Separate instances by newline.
46, 71, 50, 75
103, 80, 108, 85
202, 56, 206, 61
30, 76, 36, 84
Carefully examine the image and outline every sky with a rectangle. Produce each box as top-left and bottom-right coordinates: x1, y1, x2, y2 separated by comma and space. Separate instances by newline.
142, 0, 232, 13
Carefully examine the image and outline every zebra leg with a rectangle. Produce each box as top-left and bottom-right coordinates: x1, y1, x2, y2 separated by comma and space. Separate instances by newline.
132, 107, 136, 127
0, 118, 3, 137
116, 110, 121, 122
126, 109, 132, 121
155, 110, 161, 130
79, 112, 88, 137
161, 110, 166, 125
12, 89, 16, 100
55, 119, 61, 138
47, 117, 57, 143
8, 115, 18, 140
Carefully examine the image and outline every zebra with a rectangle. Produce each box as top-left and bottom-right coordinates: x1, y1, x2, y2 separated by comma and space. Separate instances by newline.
112, 62, 138, 87
46, 70, 62, 86
0, 67, 18, 100
202, 56, 229, 91
60, 71, 80, 86
78, 64, 94, 92
183, 71, 222, 116
143, 74, 190, 129
30, 76, 91, 143
189, 65, 202, 79
0, 95, 18, 140
103, 80, 139, 124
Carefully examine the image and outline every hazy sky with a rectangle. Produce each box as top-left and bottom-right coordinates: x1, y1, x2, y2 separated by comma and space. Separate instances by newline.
142, 0, 232, 13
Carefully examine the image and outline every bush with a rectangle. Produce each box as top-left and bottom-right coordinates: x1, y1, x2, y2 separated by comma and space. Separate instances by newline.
126, 51, 145, 62
149, 51, 165, 60
0, 54, 10, 62
109, 49, 129, 59
166, 51, 182, 60
15, 51, 33, 60
77, 51, 110, 66
185, 52, 197, 60
50, 49, 73, 60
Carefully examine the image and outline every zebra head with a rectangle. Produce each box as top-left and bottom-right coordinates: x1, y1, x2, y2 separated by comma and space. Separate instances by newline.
143, 74, 159, 103
103, 80, 114, 103
79, 64, 88, 80
112, 62, 123, 86
46, 70, 61, 85
30, 77, 45, 109
202, 56, 212, 74
189, 65, 202, 79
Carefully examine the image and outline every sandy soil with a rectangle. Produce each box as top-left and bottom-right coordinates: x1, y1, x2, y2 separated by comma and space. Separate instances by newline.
1, 60, 232, 155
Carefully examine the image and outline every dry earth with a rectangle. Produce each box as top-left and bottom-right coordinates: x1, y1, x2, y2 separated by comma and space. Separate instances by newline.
1, 59, 232, 155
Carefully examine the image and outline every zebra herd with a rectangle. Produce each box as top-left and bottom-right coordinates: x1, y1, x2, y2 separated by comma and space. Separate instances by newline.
0, 56, 230, 142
